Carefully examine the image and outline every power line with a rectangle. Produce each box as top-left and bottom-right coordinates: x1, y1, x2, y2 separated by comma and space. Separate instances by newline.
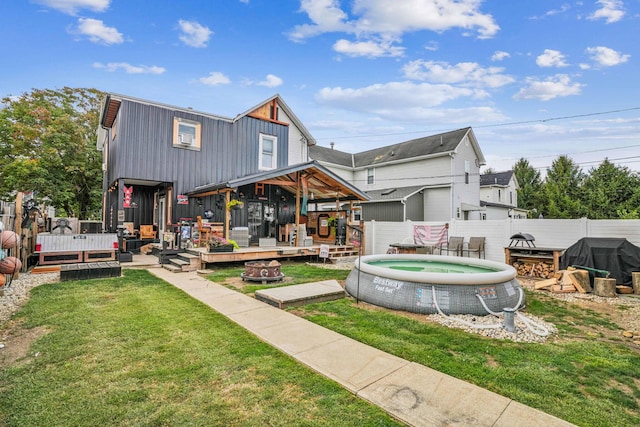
314, 106, 640, 141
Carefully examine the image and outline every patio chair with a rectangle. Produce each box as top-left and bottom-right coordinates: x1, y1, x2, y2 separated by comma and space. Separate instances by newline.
464, 237, 485, 258
438, 236, 464, 256
139, 225, 157, 240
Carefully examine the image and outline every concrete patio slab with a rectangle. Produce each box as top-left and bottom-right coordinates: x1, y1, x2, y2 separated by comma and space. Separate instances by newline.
255, 279, 345, 308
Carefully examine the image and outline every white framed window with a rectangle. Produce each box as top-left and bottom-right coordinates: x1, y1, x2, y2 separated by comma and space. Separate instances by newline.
259, 134, 277, 170
173, 117, 201, 150
366, 168, 375, 185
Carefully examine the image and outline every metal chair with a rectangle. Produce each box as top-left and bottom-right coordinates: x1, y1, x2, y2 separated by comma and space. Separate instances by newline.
438, 236, 464, 256
464, 237, 485, 258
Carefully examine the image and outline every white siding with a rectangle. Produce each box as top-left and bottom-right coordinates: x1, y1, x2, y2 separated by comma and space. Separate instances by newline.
278, 108, 307, 165
451, 135, 481, 219
424, 187, 451, 221
357, 155, 452, 192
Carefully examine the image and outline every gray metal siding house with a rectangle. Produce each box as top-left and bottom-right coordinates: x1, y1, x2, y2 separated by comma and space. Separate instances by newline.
97, 93, 368, 243
99, 94, 298, 235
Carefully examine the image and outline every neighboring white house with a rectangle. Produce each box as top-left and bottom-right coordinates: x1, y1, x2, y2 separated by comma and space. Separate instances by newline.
479, 171, 528, 219
309, 127, 487, 221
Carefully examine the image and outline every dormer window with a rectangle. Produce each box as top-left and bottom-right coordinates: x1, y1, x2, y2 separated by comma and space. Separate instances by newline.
259, 133, 277, 170
173, 117, 201, 150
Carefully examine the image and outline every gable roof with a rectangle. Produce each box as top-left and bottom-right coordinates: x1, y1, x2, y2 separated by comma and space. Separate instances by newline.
187, 160, 369, 203
480, 171, 515, 187
98, 92, 315, 149
310, 127, 486, 168
234, 94, 316, 147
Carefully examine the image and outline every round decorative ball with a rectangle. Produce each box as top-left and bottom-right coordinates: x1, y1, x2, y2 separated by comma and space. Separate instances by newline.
0, 273, 6, 287
0, 256, 22, 275
0, 230, 19, 249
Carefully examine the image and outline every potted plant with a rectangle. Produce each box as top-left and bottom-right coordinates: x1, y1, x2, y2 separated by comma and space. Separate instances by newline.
226, 199, 244, 210
207, 235, 239, 253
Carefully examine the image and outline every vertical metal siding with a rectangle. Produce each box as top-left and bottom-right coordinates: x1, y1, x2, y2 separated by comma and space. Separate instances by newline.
108, 101, 289, 196
362, 202, 404, 221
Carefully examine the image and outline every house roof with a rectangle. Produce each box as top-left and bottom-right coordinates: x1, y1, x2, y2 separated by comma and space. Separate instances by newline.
309, 127, 486, 169
187, 161, 370, 203
480, 171, 514, 187
362, 185, 428, 202
98, 92, 316, 148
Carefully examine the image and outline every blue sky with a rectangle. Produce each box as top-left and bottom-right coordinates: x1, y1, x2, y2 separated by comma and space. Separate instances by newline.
2, 0, 639, 174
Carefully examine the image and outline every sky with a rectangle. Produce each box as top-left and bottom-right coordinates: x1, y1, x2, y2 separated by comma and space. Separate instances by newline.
2, 0, 640, 175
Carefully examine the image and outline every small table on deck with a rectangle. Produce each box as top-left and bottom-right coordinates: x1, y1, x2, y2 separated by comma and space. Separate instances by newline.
389, 243, 435, 254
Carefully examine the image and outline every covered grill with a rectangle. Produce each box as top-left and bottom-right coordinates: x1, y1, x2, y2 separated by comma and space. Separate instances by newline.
509, 233, 536, 248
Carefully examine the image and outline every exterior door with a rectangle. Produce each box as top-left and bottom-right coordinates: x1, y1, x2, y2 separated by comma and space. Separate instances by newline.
247, 201, 263, 245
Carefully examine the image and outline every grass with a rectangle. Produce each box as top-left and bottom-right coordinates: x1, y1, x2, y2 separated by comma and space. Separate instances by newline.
0, 269, 401, 427
211, 262, 640, 427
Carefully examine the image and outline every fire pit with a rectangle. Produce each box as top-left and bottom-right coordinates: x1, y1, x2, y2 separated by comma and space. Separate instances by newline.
242, 260, 284, 283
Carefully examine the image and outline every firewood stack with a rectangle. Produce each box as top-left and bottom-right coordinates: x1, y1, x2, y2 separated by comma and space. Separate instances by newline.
532, 267, 593, 294
513, 260, 555, 279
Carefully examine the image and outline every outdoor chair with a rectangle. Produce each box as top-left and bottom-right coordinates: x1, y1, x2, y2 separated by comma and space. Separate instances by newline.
438, 236, 464, 256
139, 225, 157, 240
196, 216, 212, 246
464, 237, 486, 258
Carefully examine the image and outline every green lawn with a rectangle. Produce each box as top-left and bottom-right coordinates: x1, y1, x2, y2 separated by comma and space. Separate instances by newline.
0, 269, 401, 427
212, 262, 640, 427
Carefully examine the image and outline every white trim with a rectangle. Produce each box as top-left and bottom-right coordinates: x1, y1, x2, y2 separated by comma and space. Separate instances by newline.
259, 133, 278, 170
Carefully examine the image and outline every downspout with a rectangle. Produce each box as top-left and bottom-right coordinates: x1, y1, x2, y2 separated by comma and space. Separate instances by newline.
401, 198, 407, 222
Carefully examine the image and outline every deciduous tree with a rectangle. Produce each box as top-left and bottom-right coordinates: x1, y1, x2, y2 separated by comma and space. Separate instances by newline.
0, 87, 104, 218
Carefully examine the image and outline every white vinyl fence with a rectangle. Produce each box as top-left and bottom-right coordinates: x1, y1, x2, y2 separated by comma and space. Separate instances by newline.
364, 219, 640, 264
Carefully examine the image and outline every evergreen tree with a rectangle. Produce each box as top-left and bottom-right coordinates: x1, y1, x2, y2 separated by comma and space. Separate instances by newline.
513, 158, 543, 217
582, 159, 640, 219
541, 155, 585, 218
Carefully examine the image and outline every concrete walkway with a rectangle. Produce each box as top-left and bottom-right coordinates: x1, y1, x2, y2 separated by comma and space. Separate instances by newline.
148, 268, 575, 427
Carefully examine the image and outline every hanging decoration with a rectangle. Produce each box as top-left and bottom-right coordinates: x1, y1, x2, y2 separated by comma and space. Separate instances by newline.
123, 185, 133, 208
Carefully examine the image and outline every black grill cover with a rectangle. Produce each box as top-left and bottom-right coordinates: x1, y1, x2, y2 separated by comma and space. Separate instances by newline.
559, 238, 640, 285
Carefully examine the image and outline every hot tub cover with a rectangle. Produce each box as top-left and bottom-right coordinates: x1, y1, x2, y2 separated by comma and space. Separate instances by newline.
559, 238, 640, 285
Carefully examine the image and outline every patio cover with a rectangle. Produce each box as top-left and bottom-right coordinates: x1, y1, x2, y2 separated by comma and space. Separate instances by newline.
559, 237, 640, 285
186, 160, 370, 203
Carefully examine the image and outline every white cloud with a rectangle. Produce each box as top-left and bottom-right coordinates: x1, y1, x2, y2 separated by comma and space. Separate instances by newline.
530, 4, 571, 20
287, 0, 352, 41
588, 0, 625, 24
287, 0, 499, 43
198, 72, 231, 86
178, 20, 213, 48
514, 74, 583, 101
333, 39, 404, 58
586, 46, 630, 66
316, 81, 475, 111
536, 49, 568, 67
257, 74, 283, 88
93, 62, 165, 74
402, 60, 514, 88
34, 0, 110, 15
491, 51, 510, 61
75, 18, 123, 44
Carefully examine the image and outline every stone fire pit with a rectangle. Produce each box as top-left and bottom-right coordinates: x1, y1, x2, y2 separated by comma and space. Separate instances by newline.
241, 260, 284, 283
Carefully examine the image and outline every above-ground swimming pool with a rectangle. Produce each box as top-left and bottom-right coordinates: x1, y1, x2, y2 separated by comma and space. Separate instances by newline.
345, 254, 523, 316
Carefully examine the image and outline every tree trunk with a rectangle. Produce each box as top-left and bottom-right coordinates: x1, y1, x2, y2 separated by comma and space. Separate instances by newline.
594, 278, 617, 298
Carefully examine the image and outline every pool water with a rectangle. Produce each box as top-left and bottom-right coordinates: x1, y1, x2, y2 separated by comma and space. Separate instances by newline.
368, 260, 500, 274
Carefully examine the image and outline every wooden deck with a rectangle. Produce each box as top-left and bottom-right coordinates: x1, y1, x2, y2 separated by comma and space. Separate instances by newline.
189, 243, 360, 266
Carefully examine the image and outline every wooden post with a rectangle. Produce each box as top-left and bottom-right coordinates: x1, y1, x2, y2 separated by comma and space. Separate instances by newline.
224, 191, 231, 239
594, 277, 617, 298
633, 272, 640, 295
294, 172, 301, 246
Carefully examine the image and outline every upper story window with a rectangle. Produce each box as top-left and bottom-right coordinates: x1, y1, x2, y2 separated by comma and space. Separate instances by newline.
367, 168, 375, 185
259, 134, 277, 170
173, 117, 201, 150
